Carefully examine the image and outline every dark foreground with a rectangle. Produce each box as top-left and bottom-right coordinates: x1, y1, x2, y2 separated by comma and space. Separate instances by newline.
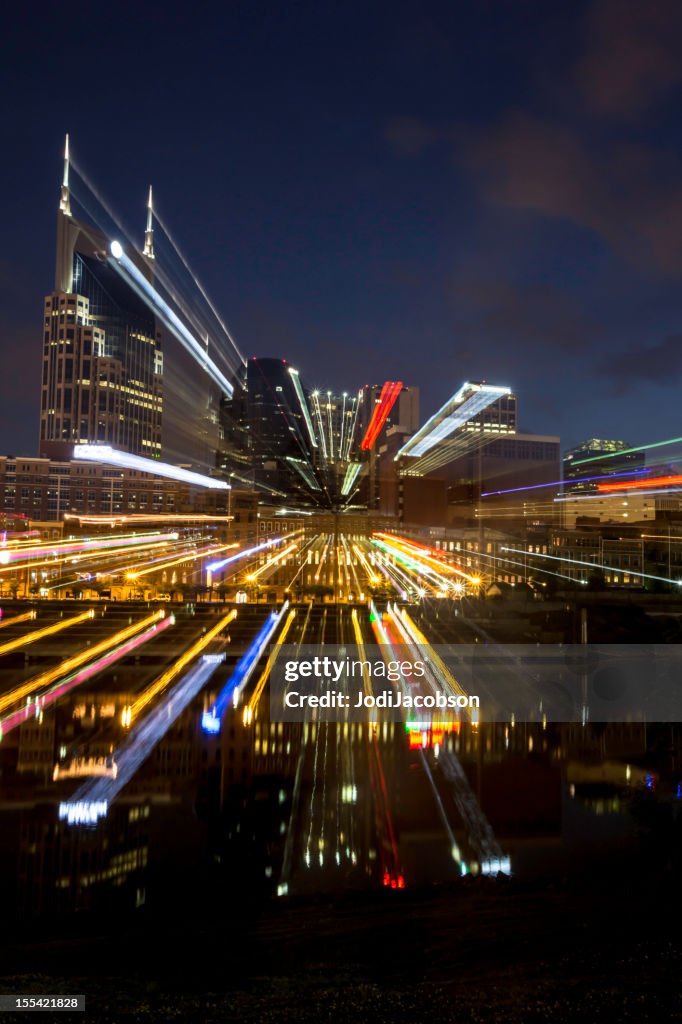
1, 863, 681, 1024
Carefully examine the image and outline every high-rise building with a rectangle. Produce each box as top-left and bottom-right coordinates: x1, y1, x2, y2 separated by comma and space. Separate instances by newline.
357, 383, 419, 508
219, 357, 319, 501
562, 439, 645, 494
40, 137, 163, 461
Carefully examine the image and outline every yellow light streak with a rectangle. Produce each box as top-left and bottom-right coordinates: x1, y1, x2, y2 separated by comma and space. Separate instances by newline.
397, 608, 469, 702
0, 610, 166, 715
245, 543, 298, 583
123, 610, 237, 725
0, 611, 36, 631
125, 543, 239, 580
0, 609, 94, 659
244, 609, 296, 720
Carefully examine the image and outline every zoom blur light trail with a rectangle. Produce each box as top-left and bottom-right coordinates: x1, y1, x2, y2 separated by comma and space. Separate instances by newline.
245, 543, 298, 582
352, 607, 405, 890
123, 610, 237, 725
0, 616, 173, 741
244, 609, 296, 722
500, 545, 682, 587
397, 383, 511, 461
480, 467, 651, 497
573, 435, 682, 466
373, 533, 478, 583
202, 603, 290, 733
0, 609, 166, 716
106, 243, 235, 400
371, 538, 462, 595
0, 531, 178, 566
395, 606, 471, 706
597, 474, 682, 493
126, 543, 239, 580
61, 654, 221, 827
64, 513, 236, 527
360, 381, 403, 451
0, 609, 94, 658
352, 543, 380, 585
206, 535, 295, 574
0, 610, 36, 632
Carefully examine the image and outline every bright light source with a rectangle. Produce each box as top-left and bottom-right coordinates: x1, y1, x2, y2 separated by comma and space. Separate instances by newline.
110, 240, 123, 259
72, 445, 229, 490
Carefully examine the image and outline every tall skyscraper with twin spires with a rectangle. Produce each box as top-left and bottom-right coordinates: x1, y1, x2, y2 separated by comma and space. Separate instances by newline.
39, 136, 163, 461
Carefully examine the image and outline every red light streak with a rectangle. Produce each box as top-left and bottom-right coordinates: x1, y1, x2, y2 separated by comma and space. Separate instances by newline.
360, 381, 403, 451
597, 474, 682, 492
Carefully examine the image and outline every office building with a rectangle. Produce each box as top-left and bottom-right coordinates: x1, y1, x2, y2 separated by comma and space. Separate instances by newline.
40, 138, 163, 461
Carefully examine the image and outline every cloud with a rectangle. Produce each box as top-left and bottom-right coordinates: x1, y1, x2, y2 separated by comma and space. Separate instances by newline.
449, 277, 598, 355
598, 333, 682, 394
456, 111, 682, 273
577, 0, 682, 118
384, 116, 439, 157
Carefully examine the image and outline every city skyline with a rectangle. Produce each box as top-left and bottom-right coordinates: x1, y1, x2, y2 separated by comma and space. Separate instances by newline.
4, 2, 682, 457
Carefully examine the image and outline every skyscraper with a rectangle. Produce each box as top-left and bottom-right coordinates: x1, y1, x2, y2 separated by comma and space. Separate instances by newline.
562, 439, 645, 494
40, 137, 163, 461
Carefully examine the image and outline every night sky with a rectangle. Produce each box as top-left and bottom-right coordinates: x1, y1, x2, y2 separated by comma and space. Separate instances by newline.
3, 0, 682, 457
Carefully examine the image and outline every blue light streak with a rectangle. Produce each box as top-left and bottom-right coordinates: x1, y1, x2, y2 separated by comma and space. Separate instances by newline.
62, 654, 224, 825
206, 536, 284, 574
201, 604, 289, 734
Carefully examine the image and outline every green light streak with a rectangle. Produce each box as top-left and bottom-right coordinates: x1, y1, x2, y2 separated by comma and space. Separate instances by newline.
573, 436, 682, 466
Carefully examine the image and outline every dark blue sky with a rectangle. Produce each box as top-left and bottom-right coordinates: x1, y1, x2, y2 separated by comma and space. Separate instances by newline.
3, 0, 682, 455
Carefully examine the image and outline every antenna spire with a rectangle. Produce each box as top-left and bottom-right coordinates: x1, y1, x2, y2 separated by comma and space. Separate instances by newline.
143, 184, 155, 259
59, 133, 71, 216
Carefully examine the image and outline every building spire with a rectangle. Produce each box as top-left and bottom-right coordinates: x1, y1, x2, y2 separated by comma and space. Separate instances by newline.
143, 184, 155, 259
59, 133, 71, 216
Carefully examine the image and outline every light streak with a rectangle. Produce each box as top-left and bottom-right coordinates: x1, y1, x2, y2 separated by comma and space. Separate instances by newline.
108, 242, 235, 397
397, 382, 511, 460
205, 536, 287, 574
344, 391, 361, 461
245, 543, 298, 582
64, 513, 234, 526
1, 531, 177, 566
0, 611, 36, 631
123, 610, 237, 724
554, 488, 682, 503
0, 610, 166, 716
0, 616, 173, 740
202, 603, 289, 731
61, 653, 222, 826
352, 607, 404, 888
289, 368, 318, 449
127, 543, 238, 579
361, 381, 403, 451
481, 467, 651, 497
286, 457, 321, 491
597, 474, 682, 493
372, 533, 478, 585
501, 545, 682, 586
244, 609, 296, 719
73, 444, 229, 490
327, 392, 335, 461
341, 462, 362, 496
311, 392, 328, 461
0, 609, 93, 658
339, 393, 347, 456
573, 436, 682, 466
